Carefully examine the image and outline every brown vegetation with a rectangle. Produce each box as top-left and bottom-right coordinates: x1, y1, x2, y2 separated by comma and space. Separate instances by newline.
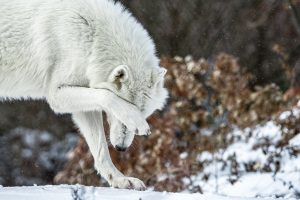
55, 54, 299, 192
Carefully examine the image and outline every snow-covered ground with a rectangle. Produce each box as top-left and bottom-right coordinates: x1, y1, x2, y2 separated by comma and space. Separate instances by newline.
184, 116, 300, 199
1, 122, 299, 200
1, 105, 300, 200
0, 185, 277, 200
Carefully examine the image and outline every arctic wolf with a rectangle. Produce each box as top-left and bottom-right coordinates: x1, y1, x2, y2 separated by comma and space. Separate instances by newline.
0, 0, 167, 190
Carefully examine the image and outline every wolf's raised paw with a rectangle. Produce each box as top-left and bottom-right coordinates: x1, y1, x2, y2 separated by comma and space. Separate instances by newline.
110, 177, 146, 191
112, 104, 150, 135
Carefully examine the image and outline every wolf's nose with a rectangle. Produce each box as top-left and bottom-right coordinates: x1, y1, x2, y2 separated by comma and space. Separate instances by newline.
115, 145, 127, 152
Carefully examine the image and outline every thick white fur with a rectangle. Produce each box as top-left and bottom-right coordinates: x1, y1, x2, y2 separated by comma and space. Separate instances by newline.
0, 0, 168, 190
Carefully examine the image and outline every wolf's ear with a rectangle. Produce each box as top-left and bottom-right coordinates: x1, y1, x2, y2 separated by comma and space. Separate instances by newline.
152, 67, 167, 86
108, 65, 129, 84
158, 67, 167, 78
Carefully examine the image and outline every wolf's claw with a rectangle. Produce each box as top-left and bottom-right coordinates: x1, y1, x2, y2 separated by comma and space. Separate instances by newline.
135, 128, 151, 136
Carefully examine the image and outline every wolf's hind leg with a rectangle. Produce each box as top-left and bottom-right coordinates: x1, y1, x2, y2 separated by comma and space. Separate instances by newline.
72, 111, 146, 190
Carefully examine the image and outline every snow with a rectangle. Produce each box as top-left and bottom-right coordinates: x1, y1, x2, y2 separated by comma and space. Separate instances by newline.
180, 152, 188, 159
199, 173, 298, 199
1, 112, 299, 200
279, 102, 300, 121
289, 134, 300, 146
188, 121, 300, 199
197, 151, 213, 162
0, 185, 276, 200
252, 121, 282, 143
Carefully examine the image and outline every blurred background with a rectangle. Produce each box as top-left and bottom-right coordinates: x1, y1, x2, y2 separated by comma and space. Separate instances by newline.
1, 0, 300, 198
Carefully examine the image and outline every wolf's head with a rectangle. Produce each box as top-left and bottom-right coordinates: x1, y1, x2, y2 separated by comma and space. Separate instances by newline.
93, 63, 168, 151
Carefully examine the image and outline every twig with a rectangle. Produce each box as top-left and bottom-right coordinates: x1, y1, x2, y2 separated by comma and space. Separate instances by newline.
288, 0, 300, 35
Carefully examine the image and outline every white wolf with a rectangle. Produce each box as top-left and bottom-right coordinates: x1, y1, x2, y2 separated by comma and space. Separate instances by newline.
0, 0, 168, 190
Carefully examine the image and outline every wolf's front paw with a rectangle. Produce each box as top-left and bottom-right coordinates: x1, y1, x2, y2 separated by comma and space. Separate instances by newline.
106, 91, 150, 135
110, 176, 146, 191
112, 103, 150, 136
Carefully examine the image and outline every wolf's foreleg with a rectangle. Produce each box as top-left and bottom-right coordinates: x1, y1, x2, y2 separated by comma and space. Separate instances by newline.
47, 86, 149, 135
72, 111, 146, 190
